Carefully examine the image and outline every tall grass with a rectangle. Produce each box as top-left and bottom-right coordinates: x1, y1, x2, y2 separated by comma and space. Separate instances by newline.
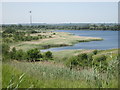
2, 56, 118, 88
2, 62, 90, 88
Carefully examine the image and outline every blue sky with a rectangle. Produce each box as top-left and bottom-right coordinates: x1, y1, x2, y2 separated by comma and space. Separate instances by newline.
2, 2, 118, 24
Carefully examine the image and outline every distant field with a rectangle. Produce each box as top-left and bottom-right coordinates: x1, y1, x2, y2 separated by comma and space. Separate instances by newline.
11, 31, 103, 51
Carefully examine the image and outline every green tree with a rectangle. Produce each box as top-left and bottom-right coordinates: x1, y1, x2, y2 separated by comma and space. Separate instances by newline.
3, 37, 13, 43
94, 55, 106, 62
27, 48, 42, 61
10, 47, 17, 59
45, 51, 53, 59
78, 53, 88, 60
15, 49, 25, 60
77, 53, 88, 67
93, 55, 108, 71
66, 56, 78, 70
2, 43, 10, 61
2, 43, 10, 55
87, 54, 93, 67
93, 50, 98, 55
68, 57, 78, 66
3, 28, 16, 34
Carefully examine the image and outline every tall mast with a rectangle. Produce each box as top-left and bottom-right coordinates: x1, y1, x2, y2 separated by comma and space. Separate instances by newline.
29, 11, 32, 26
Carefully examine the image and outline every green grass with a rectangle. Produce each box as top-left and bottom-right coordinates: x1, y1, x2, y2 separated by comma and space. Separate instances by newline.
52, 48, 118, 62
52, 49, 93, 63
92, 49, 118, 62
2, 55, 118, 88
2, 62, 91, 88
0, 62, 2, 90
2, 49, 119, 88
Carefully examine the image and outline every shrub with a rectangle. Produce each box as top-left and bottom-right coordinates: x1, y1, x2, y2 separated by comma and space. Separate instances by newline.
66, 53, 89, 67
93, 55, 108, 71
93, 50, 98, 55
30, 30, 38, 33
66, 56, 78, 67
3, 28, 16, 34
87, 54, 93, 67
53, 33, 56, 35
44, 51, 53, 59
2, 43, 11, 61
78, 53, 88, 61
38, 34, 41, 36
10, 47, 17, 59
94, 55, 107, 62
15, 49, 25, 60
27, 48, 42, 61
3, 38, 14, 43
2, 43, 10, 55
49, 36, 52, 38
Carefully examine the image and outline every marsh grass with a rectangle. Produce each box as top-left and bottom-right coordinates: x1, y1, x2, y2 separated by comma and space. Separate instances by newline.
2, 49, 118, 88
2, 62, 91, 88
2, 56, 118, 88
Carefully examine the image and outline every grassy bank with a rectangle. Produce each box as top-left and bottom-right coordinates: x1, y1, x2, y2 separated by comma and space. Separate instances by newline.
52, 49, 118, 63
11, 31, 103, 51
2, 60, 118, 88
2, 49, 118, 88
2, 61, 92, 88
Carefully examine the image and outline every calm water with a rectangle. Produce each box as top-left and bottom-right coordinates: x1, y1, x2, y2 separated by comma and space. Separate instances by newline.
41, 30, 118, 52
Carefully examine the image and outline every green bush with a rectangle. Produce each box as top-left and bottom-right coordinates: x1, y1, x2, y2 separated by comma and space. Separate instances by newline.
77, 53, 88, 66
3, 28, 16, 34
27, 48, 42, 61
78, 53, 88, 60
87, 54, 93, 67
66, 53, 89, 68
65, 56, 79, 70
44, 51, 53, 60
15, 49, 25, 60
3, 37, 14, 43
2, 43, 10, 55
94, 55, 107, 62
30, 30, 38, 33
93, 50, 98, 55
49, 36, 52, 38
10, 47, 17, 59
53, 33, 56, 35
93, 55, 108, 71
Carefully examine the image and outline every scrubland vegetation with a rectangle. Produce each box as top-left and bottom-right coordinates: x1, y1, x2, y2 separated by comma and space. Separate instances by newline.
2, 49, 119, 88
1, 24, 119, 88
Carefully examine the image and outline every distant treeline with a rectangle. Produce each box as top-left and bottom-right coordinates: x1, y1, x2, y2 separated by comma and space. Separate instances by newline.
1, 23, 119, 31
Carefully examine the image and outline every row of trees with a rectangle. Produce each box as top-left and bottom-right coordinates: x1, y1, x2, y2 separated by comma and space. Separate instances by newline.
2, 43, 53, 62
2, 24, 119, 31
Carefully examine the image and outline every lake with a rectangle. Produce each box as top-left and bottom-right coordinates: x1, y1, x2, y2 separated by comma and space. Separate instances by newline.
41, 30, 118, 52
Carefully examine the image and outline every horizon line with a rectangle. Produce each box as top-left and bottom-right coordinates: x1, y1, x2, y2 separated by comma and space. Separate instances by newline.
1, 22, 118, 25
